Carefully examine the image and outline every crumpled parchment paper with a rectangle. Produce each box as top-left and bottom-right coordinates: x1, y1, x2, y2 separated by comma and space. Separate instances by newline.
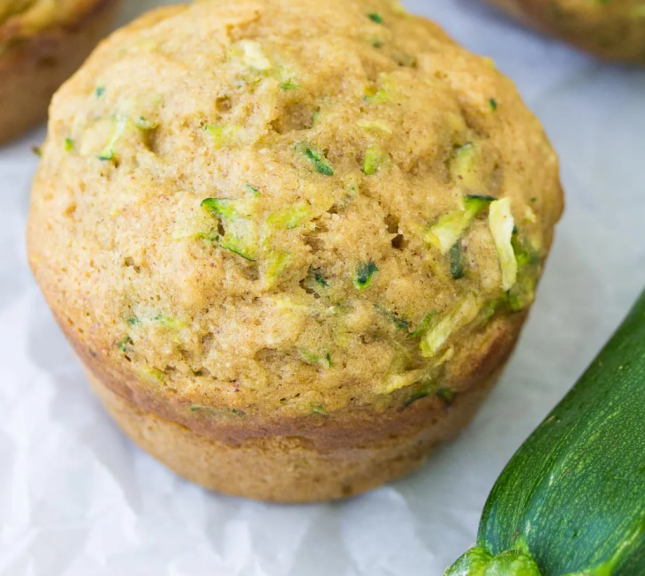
1, 0, 645, 574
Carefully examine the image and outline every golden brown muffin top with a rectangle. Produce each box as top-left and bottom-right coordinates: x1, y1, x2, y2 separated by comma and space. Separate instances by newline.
28, 0, 563, 419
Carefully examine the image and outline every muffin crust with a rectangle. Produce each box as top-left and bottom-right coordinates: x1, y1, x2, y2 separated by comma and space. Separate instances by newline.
487, 0, 645, 63
0, 0, 122, 144
28, 0, 563, 500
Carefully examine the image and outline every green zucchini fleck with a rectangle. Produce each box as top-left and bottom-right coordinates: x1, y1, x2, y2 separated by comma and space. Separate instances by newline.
489, 97, 498, 111
507, 234, 540, 312
189, 404, 218, 414
508, 277, 536, 312
303, 146, 334, 176
193, 230, 220, 243
404, 390, 430, 407
201, 197, 254, 220
97, 115, 128, 162
95, 86, 105, 98
375, 304, 410, 330
64, 137, 74, 152
245, 184, 260, 197
356, 119, 392, 134
201, 197, 258, 261
450, 242, 465, 280
267, 202, 310, 229
264, 251, 291, 287
117, 336, 132, 353
354, 261, 379, 290
151, 314, 185, 329
201, 198, 236, 219
426, 195, 494, 254
391, 315, 411, 330
218, 241, 256, 261
311, 405, 327, 415
467, 194, 497, 203
482, 297, 507, 321
364, 87, 388, 104
451, 142, 475, 171
436, 387, 456, 405
363, 146, 385, 175
280, 81, 299, 90
300, 351, 332, 369
303, 267, 330, 293
127, 314, 184, 330
420, 294, 480, 358
32, 146, 42, 157
314, 270, 329, 287
409, 312, 436, 339
134, 116, 158, 130
511, 233, 540, 269
137, 365, 165, 384
489, 198, 517, 291
203, 123, 240, 148
450, 142, 488, 192
368, 12, 384, 24
403, 381, 432, 408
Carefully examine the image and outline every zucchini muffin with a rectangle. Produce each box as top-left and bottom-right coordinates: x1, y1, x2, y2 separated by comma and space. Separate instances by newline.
0, 0, 122, 145
28, 0, 563, 502
486, 0, 645, 63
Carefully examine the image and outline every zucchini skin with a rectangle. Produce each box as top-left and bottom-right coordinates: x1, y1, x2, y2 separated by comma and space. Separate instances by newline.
446, 289, 645, 576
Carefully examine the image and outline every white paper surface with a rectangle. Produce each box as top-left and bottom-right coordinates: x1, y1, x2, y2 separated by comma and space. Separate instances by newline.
1, 1, 645, 574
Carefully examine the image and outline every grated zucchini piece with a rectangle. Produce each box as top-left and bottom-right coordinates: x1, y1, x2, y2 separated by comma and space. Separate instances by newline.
420, 294, 481, 357
489, 197, 518, 291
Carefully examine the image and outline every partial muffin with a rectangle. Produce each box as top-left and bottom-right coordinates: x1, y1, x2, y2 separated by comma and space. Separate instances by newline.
487, 0, 645, 63
0, 0, 122, 145
27, 0, 563, 502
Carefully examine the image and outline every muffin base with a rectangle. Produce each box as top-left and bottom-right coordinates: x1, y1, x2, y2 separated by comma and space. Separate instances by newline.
0, 0, 122, 145
88, 365, 503, 503
486, 0, 645, 63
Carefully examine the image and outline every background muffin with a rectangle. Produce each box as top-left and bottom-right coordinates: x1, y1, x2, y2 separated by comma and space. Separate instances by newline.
27, 0, 563, 502
486, 0, 645, 63
0, 0, 122, 145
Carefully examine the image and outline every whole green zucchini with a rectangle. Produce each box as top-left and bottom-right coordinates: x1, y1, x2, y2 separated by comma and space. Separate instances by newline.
445, 288, 645, 576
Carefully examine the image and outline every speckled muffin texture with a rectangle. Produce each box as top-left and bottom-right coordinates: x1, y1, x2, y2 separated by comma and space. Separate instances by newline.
487, 0, 645, 63
28, 0, 564, 501
0, 0, 122, 145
